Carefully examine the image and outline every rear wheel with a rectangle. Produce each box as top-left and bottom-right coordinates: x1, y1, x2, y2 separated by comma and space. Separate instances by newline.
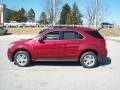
14, 51, 31, 67
80, 52, 98, 68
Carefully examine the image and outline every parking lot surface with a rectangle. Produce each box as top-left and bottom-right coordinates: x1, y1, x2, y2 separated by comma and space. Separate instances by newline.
0, 35, 120, 90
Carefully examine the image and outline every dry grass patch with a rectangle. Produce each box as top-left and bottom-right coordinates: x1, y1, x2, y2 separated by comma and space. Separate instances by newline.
7, 27, 120, 37
99, 27, 120, 37
8, 27, 45, 35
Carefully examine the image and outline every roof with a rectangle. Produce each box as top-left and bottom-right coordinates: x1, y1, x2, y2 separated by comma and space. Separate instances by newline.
46, 25, 94, 30
47, 26, 95, 31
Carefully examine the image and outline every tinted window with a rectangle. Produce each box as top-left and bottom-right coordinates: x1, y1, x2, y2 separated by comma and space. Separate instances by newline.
85, 31, 104, 39
44, 31, 60, 40
78, 32, 84, 39
62, 31, 84, 40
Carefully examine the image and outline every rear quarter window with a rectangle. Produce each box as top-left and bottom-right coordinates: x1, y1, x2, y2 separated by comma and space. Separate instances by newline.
85, 31, 104, 39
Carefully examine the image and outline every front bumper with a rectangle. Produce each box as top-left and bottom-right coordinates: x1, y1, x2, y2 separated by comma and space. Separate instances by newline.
7, 48, 14, 62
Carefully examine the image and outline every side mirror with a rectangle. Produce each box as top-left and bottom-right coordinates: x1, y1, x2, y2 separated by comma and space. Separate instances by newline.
39, 37, 44, 43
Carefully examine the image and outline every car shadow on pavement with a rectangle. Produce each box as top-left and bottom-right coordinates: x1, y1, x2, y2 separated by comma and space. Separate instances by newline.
99, 57, 111, 66
0, 33, 12, 36
4, 33, 12, 35
31, 61, 81, 67
30, 57, 111, 67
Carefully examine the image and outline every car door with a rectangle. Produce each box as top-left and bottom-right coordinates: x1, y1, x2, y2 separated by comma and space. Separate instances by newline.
34, 31, 63, 59
61, 31, 84, 59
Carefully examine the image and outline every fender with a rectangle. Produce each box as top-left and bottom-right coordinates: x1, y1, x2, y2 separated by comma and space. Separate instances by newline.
78, 43, 100, 57
11, 43, 34, 60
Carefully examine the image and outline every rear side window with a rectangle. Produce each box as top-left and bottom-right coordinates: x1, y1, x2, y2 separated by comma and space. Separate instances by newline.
85, 31, 104, 39
62, 31, 84, 40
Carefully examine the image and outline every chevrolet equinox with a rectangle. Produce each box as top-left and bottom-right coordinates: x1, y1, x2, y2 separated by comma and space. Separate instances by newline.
7, 27, 107, 68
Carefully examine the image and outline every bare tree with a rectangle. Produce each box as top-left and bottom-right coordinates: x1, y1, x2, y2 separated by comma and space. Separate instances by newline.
44, 0, 62, 24
85, 0, 107, 27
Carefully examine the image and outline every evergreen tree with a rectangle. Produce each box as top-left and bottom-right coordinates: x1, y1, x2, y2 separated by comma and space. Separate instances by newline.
10, 11, 17, 21
21, 8, 25, 15
28, 8, 35, 22
39, 11, 48, 24
10, 8, 27, 22
66, 12, 71, 24
59, 3, 71, 24
71, 2, 83, 25
17, 8, 27, 22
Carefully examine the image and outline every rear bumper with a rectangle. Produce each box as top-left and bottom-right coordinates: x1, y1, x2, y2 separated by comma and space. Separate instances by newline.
98, 48, 107, 61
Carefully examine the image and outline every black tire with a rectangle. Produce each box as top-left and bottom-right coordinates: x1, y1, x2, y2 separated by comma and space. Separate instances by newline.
80, 52, 98, 68
14, 51, 31, 67
4, 31, 7, 35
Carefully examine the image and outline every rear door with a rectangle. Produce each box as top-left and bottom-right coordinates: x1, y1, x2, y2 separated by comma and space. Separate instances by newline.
60, 31, 84, 59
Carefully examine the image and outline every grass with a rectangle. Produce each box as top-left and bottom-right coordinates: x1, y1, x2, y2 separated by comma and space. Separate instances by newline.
99, 27, 120, 37
8, 27, 120, 36
8, 27, 45, 35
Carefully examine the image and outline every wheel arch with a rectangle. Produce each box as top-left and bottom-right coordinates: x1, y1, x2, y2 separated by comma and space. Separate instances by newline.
12, 48, 32, 61
79, 49, 98, 60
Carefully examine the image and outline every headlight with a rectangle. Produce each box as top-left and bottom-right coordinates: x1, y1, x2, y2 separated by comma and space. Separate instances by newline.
8, 43, 15, 49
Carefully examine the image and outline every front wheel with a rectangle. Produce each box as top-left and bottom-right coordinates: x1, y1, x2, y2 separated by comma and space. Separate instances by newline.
14, 51, 31, 67
80, 52, 98, 68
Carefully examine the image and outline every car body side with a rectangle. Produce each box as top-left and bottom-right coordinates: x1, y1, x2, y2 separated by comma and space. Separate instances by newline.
8, 28, 107, 62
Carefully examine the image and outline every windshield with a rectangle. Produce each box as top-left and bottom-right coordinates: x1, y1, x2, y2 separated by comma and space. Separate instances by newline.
39, 29, 47, 34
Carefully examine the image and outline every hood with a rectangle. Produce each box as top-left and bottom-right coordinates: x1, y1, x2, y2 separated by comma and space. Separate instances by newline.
13, 38, 32, 44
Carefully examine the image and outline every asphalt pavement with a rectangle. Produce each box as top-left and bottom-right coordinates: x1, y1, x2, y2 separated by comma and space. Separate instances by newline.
0, 35, 120, 90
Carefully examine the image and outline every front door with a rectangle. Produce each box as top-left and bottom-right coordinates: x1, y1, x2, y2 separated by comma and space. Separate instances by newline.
34, 31, 62, 59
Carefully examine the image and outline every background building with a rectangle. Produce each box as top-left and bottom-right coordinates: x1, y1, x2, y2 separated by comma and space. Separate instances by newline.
0, 4, 13, 24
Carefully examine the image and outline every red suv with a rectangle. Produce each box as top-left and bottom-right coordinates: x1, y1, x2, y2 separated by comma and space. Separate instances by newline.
7, 27, 107, 68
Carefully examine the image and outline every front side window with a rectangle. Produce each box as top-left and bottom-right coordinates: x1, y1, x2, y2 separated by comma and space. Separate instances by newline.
43, 31, 60, 40
62, 31, 84, 40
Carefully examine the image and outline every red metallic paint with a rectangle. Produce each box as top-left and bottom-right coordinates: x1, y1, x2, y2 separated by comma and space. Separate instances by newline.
7, 27, 107, 62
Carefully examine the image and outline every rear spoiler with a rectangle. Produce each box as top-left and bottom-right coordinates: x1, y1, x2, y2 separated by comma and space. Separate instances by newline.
97, 27, 103, 31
